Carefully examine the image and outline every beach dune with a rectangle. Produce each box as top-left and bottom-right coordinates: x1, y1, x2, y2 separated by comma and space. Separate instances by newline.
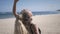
0, 14, 60, 34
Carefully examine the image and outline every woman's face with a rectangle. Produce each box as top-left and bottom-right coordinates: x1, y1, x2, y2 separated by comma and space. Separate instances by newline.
22, 13, 32, 21
25, 14, 32, 21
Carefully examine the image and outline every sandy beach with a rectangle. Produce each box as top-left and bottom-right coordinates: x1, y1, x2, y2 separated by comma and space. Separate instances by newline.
0, 14, 60, 34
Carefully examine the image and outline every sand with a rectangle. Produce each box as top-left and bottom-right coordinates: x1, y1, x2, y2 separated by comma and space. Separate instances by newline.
0, 14, 60, 34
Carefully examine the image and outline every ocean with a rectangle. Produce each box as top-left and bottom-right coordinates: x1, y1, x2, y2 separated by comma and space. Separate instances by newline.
0, 11, 60, 19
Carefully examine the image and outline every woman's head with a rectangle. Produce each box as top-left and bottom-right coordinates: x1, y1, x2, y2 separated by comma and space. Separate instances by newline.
20, 9, 32, 22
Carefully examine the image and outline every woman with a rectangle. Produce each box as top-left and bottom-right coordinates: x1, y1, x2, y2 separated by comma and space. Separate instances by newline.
13, 0, 41, 34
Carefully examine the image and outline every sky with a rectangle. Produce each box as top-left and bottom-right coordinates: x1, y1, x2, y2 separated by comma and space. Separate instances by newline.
0, 0, 60, 12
